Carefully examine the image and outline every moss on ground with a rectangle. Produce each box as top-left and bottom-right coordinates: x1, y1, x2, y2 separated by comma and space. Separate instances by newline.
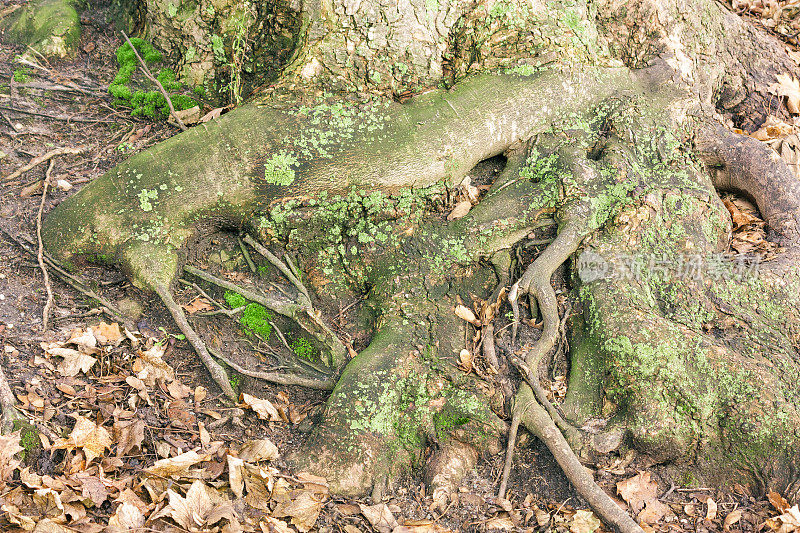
109, 38, 197, 119
224, 290, 273, 339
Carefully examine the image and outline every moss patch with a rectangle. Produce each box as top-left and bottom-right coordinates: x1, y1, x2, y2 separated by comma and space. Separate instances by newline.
224, 290, 273, 339
0, 0, 80, 58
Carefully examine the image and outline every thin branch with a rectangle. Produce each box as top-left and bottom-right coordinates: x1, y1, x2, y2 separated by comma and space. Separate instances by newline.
3, 146, 84, 182
37, 160, 55, 330
121, 31, 187, 131
238, 236, 257, 273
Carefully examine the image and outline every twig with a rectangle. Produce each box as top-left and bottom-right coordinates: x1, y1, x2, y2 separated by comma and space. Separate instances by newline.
121, 31, 187, 131
238, 236, 257, 273
37, 161, 55, 330
0, 105, 116, 124
3, 146, 84, 182
207, 346, 335, 389
497, 412, 521, 498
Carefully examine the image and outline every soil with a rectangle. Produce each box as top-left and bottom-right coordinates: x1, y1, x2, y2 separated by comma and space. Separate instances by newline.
0, 3, 786, 532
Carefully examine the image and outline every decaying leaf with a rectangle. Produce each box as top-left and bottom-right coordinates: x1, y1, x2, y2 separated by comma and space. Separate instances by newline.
145, 449, 209, 478
769, 73, 800, 114
272, 490, 325, 532
156, 480, 236, 530
93, 322, 123, 345
132, 342, 174, 386
454, 304, 480, 326
0, 432, 24, 481
359, 503, 399, 533
239, 393, 281, 422
767, 504, 800, 532
616, 471, 658, 514
569, 509, 601, 533
724, 509, 742, 531
183, 296, 214, 314
52, 415, 112, 463
108, 502, 145, 531
53, 348, 97, 377
638, 499, 670, 525
770, 491, 792, 513
447, 200, 472, 220
238, 438, 280, 462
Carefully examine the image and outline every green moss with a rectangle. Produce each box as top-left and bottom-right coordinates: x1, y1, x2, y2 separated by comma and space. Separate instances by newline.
224, 290, 273, 338
0, 0, 81, 58
263, 152, 298, 186
13, 419, 39, 461
13, 68, 32, 83
291, 337, 317, 360
109, 39, 197, 119
228, 371, 241, 391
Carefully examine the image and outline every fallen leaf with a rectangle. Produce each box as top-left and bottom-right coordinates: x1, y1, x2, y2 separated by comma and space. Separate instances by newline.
52, 416, 112, 463
616, 471, 658, 514
724, 509, 742, 531
458, 348, 473, 372
706, 497, 718, 520
0, 432, 23, 481
769, 73, 800, 114
183, 297, 214, 314
485, 513, 514, 530
133, 343, 174, 386
238, 438, 279, 462
272, 490, 325, 532
570, 509, 601, 533
767, 504, 800, 532
200, 107, 224, 123
638, 499, 670, 525
145, 449, 209, 478
52, 348, 96, 377
359, 503, 398, 533
168, 106, 201, 127
157, 480, 232, 530
239, 393, 281, 422
260, 516, 294, 533
93, 322, 123, 345
108, 502, 145, 530
454, 304, 480, 326
770, 491, 791, 513
447, 200, 472, 220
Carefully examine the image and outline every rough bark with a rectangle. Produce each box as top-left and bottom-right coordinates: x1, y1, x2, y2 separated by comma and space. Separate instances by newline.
39, 0, 800, 510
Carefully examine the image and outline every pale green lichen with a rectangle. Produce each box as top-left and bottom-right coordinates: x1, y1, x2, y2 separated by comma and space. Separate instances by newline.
263, 152, 298, 186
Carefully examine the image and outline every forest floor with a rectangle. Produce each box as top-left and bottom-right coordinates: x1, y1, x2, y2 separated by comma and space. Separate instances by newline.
0, 2, 796, 532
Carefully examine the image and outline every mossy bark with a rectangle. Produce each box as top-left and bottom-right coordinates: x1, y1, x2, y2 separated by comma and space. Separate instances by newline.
0, 0, 80, 58
41, 0, 800, 499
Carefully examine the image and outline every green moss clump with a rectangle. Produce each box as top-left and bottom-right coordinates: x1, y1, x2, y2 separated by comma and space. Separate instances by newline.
12, 419, 40, 461
291, 337, 317, 360
13, 68, 32, 83
109, 38, 197, 119
224, 290, 273, 339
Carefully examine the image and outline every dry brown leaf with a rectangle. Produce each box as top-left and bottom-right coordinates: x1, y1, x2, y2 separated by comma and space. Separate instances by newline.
454, 304, 479, 326
52, 416, 111, 463
751, 116, 793, 141
570, 509, 601, 533
108, 502, 145, 530
485, 513, 514, 530
616, 471, 658, 514
228, 456, 245, 498
145, 449, 209, 478
238, 438, 279, 462
770, 491, 792, 513
183, 297, 214, 314
93, 322, 123, 345
767, 504, 800, 533
133, 343, 174, 386
706, 498, 718, 520
358, 503, 398, 533
2, 503, 36, 530
200, 107, 224, 123
638, 499, 670, 525
52, 348, 96, 377
0, 432, 23, 481
769, 74, 800, 114
239, 393, 281, 422
394, 520, 455, 532
447, 200, 472, 220
295, 472, 328, 493
158, 480, 220, 530
113, 418, 145, 457
458, 349, 473, 372
724, 509, 743, 531
272, 490, 325, 532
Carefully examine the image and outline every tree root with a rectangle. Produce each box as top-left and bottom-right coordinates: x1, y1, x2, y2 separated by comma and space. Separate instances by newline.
695, 123, 800, 247
0, 360, 26, 433
499, 143, 646, 532
207, 347, 335, 389
184, 264, 347, 368
153, 283, 238, 401
36, 161, 54, 331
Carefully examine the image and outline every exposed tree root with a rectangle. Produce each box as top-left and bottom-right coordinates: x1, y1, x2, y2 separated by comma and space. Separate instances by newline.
36, 161, 54, 331
153, 283, 237, 401
2, 145, 84, 182
696, 123, 800, 247
207, 347, 335, 389
184, 264, 347, 368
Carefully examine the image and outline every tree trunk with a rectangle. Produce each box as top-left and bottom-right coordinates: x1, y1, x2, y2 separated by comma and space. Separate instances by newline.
42, 0, 800, 502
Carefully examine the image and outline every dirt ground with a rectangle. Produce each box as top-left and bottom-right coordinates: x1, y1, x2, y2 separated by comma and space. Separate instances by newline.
0, 2, 791, 532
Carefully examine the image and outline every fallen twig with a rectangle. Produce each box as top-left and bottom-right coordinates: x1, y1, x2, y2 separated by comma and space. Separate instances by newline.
36, 160, 55, 330
243, 234, 311, 303
121, 31, 187, 131
3, 146, 84, 182
0, 105, 117, 124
